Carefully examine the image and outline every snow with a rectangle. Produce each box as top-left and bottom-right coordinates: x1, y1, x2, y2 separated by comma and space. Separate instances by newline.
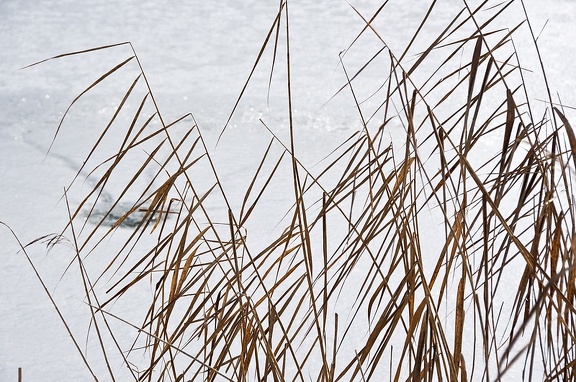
1, 0, 575, 380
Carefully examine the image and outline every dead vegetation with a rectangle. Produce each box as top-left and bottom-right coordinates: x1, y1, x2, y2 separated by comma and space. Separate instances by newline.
7, 0, 576, 380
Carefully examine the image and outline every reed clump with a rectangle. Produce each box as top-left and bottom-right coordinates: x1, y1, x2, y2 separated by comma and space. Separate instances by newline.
13, 0, 576, 381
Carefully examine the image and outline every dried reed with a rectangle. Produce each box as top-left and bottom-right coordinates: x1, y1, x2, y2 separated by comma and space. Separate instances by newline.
7, 0, 576, 381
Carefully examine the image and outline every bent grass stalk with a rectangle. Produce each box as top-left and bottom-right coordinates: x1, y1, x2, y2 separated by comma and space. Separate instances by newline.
6, 0, 576, 381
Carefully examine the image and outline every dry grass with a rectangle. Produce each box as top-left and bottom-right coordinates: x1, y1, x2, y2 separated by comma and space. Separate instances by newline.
5, 0, 576, 381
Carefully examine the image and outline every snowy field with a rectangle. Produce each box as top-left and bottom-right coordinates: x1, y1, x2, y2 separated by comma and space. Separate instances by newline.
1, 1, 576, 380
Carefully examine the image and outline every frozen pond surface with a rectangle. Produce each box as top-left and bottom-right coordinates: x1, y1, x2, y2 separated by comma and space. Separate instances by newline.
1, 0, 576, 380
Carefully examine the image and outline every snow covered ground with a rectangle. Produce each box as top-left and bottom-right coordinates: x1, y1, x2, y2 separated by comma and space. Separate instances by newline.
1, 0, 575, 380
